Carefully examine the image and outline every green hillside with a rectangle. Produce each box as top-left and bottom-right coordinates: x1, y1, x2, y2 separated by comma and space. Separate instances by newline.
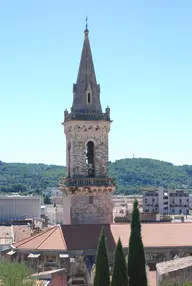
0, 158, 192, 195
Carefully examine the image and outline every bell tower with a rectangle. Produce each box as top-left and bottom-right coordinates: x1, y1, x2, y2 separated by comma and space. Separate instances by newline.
60, 26, 115, 225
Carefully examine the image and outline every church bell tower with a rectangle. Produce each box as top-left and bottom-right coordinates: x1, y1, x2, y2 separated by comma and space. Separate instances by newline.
60, 26, 116, 224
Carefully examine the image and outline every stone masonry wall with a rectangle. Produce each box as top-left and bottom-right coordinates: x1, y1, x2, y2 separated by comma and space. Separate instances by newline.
64, 121, 110, 178
71, 191, 114, 224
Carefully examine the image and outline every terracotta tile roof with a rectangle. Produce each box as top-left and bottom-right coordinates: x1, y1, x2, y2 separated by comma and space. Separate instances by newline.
13, 222, 192, 251
110, 223, 192, 248
61, 223, 192, 250
13, 225, 67, 250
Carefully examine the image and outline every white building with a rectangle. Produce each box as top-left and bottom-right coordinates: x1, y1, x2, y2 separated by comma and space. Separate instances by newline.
42, 188, 62, 198
143, 188, 189, 215
0, 195, 41, 221
42, 204, 65, 225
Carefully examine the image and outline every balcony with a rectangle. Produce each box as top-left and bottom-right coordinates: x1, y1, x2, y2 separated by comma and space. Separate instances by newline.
60, 177, 116, 187
64, 111, 111, 122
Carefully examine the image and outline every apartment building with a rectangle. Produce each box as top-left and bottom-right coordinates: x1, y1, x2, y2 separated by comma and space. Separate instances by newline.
143, 188, 189, 215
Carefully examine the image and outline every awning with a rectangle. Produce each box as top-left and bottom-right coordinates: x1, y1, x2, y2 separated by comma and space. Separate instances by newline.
59, 254, 69, 258
28, 253, 41, 258
6, 250, 16, 256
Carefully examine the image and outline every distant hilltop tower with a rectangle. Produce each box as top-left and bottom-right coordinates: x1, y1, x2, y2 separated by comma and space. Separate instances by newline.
60, 23, 116, 224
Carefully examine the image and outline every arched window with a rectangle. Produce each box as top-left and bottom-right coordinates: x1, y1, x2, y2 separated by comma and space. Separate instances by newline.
86, 141, 95, 177
67, 141, 71, 178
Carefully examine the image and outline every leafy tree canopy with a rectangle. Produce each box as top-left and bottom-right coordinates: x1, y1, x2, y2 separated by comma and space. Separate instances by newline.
1, 158, 192, 194
0, 261, 36, 286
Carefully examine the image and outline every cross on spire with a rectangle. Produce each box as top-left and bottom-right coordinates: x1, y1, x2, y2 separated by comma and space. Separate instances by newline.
85, 16, 88, 30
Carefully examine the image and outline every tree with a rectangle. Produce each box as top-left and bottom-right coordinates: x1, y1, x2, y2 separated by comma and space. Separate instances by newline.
111, 237, 128, 286
94, 227, 110, 286
44, 195, 51, 204
0, 261, 36, 286
128, 199, 147, 286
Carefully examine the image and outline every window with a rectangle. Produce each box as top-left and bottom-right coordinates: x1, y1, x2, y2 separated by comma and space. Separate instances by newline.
88, 93, 91, 103
86, 141, 95, 177
86, 89, 92, 105
89, 196, 93, 204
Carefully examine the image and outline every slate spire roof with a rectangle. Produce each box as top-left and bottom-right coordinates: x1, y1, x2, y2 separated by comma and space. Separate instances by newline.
76, 29, 97, 89
72, 28, 102, 115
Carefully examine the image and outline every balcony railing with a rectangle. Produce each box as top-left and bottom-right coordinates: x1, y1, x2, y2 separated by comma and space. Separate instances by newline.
64, 111, 110, 122
61, 177, 115, 187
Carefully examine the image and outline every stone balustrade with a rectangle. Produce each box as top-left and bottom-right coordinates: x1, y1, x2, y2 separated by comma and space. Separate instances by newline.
64, 111, 110, 122
61, 177, 115, 187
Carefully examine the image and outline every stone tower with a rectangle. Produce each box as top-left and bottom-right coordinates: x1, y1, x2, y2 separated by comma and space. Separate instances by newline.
60, 27, 115, 225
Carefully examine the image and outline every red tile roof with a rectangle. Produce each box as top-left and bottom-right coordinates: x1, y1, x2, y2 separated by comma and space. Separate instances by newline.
13, 223, 192, 251
14, 225, 67, 250
111, 223, 192, 248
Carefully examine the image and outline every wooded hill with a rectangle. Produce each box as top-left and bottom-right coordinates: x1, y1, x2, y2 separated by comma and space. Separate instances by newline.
1, 158, 192, 195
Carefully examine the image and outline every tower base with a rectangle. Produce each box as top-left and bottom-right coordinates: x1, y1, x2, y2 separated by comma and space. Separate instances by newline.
60, 178, 115, 225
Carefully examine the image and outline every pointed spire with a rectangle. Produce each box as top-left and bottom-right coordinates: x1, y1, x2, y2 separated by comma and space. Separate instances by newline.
72, 24, 102, 115
76, 24, 97, 87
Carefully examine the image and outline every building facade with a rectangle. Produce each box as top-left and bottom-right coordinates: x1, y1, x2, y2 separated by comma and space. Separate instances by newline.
0, 195, 41, 221
42, 188, 62, 198
60, 27, 116, 224
143, 188, 189, 215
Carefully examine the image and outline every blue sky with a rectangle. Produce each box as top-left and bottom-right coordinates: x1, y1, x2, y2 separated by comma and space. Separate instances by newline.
0, 0, 192, 166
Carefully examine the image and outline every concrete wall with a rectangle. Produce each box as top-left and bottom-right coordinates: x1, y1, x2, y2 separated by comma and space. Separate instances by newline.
0, 196, 41, 221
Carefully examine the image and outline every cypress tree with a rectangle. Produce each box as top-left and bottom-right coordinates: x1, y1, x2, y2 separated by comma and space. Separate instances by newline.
128, 199, 148, 286
111, 238, 128, 286
94, 227, 110, 286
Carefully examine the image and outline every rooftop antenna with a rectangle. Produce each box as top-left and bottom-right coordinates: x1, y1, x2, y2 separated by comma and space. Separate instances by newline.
85, 16, 88, 30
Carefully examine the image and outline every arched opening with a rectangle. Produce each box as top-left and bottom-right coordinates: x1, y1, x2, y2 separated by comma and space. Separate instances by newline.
86, 141, 95, 177
67, 141, 71, 178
